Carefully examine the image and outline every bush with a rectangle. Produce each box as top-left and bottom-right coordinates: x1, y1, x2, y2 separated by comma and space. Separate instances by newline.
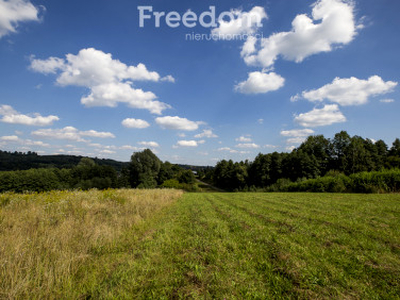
271, 169, 400, 193
0, 169, 60, 193
350, 169, 400, 193
161, 179, 182, 189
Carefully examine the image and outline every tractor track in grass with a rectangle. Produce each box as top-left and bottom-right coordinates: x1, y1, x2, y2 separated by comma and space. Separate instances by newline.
203, 194, 305, 297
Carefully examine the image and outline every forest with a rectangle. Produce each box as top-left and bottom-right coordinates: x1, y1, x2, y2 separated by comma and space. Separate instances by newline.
205, 131, 400, 192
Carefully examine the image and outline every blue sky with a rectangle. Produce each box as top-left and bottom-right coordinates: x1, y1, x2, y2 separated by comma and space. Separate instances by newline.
0, 0, 399, 165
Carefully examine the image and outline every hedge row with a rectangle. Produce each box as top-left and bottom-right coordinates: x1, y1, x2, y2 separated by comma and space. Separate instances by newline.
267, 169, 400, 193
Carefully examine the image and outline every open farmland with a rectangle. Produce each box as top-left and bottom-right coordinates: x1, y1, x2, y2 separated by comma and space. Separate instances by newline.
1, 191, 400, 298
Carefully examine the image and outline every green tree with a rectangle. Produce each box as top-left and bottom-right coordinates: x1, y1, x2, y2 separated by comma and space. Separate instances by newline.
331, 131, 352, 173
129, 149, 161, 188
178, 169, 196, 184
388, 139, 400, 168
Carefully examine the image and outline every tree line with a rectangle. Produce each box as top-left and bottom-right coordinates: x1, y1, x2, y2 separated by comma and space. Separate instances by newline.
207, 131, 400, 192
2, 130, 400, 193
0, 150, 197, 193
0, 150, 127, 172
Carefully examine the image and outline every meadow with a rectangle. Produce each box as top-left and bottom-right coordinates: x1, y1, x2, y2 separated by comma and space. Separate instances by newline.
1, 190, 399, 298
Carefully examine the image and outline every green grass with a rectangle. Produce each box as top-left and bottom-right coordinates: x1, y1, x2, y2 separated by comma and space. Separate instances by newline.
1, 192, 400, 298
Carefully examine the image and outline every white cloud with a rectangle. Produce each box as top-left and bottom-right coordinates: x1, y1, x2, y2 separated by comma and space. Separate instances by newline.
241, 35, 258, 57
0, 104, 59, 126
264, 144, 278, 149
30, 48, 173, 114
176, 140, 199, 147
290, 94, 301, 102
138, 141, 159, 148
161, 75, 175, 83
23, 139, 50, 147
31, 48, 161, 84
380, 99, 395, 103
287, 137, 307, 144
80, 82, 169, 114
281, 128, 315, 147
155, 116, 202, 131
258, 119, 264, 124
236, 143, 260, 149
242, 0, 359, 68
195, 129, 218, 139
280, 129, 315, 137
0, 135, 50, 148
294, 104, 346, 127
212, 6, 267, 38
31, 126, 115, 142
235, 71, 285, 94
286, 146, 296, 152
217, 147, 250, 154
80, 130, 115, 139
236, 136, 252, 142
301, 76, 397, 106
120, 145, 142, 151
29, 56, 64, 74
0, 0, 40, 39
218, 147, 238, 153
121, 118, 150, 129
0, 135, 19, 142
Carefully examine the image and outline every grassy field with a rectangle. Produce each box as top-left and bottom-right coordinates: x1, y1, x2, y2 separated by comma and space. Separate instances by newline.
1, 191, 399, 298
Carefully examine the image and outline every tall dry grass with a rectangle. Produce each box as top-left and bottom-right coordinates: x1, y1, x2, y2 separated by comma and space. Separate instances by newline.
0, 189, 183, 298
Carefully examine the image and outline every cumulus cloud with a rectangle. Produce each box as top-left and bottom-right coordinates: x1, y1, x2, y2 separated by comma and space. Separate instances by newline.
235, 143, 260, 149
212, 6, 267, 38
161, 75, 175, 83
280, 129, 315, 137
81, 82, 168, 114
31, 126, 115, 142
294, 104, 346, 127
120, 145, 143, 151
0, 135, 20, 142
121, 118, 150, 129
0, 0, 41, 39
0, 135, 50, 148
0, 104, 59, 126
286, 146, 296, 152
287, 137, 308, 144
218, 147, 237, 153
301, 76, 397, 106
30, 48, 173, 114
155, 116, 202, 131
236, 136, 252, 142
242, 0, 359, 68
217, 147, 250, 154
235, 71, 285, 94
195, 129, 218, 139
264, 144, 278, 149
281, 129, 314, 145
29, 56, 64, 74
176, 140, 199, 147
138, 141, 159, 148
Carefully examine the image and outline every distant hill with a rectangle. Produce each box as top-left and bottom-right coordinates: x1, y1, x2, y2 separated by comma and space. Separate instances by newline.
0, 150, 212, 172
0, 150, 129, 172
177, 164, 214, 172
